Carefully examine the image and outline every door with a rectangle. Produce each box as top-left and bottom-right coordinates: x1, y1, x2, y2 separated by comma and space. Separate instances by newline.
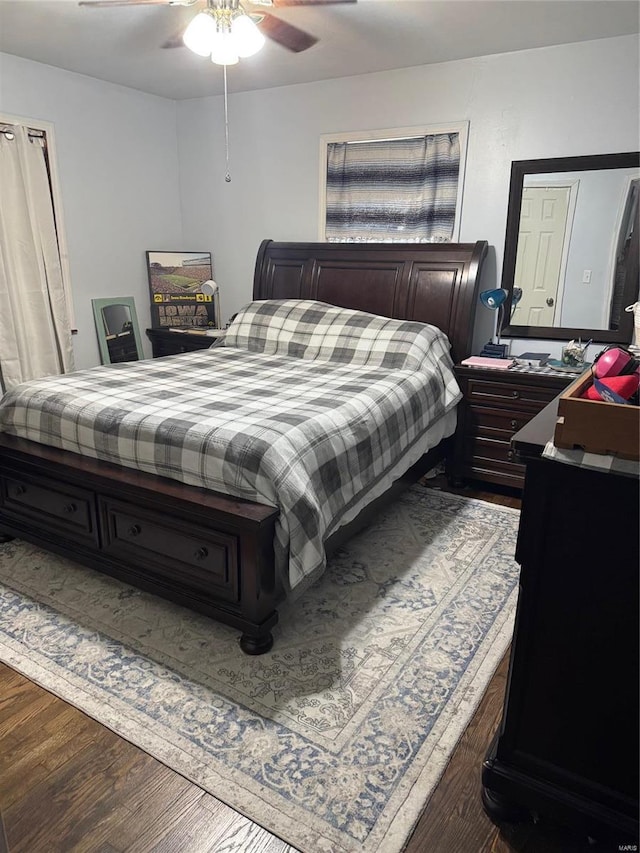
512, 186, 572, 326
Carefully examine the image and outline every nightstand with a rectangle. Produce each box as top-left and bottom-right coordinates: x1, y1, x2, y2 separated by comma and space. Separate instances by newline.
146, 328, 223, 358
450, 365, 573, 490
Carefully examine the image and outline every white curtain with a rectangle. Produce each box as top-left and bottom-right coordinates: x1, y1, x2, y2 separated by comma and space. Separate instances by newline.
0, 125, 74, 391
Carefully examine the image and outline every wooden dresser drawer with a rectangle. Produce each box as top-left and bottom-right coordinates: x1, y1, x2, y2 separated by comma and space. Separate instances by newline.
99, 498, 240, 603
464, 434, 522, 466
466, 377, 560, 411
462, 436, 526, 486
463, 463, 526, 488
0, 473, 98, 544
466, 406, 530, 439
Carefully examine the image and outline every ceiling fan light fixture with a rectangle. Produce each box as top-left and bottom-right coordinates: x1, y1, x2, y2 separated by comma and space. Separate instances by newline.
182, 6, 263, 65
210, 31, 240, 66
231, 14, 266, 58
183, 11, 217, 57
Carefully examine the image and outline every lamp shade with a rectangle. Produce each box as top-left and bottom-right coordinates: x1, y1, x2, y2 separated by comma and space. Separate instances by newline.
183, 12, 217, 57
201, 280, 219, 296
210, 29, 240, 66
231, 14, 265, 57
480, 288, 508, 310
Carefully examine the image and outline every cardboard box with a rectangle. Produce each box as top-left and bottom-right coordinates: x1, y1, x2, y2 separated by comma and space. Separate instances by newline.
554, 372, 639, 460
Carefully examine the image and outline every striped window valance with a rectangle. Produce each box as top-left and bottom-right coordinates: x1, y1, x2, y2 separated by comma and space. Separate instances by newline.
325, 132, 461, 243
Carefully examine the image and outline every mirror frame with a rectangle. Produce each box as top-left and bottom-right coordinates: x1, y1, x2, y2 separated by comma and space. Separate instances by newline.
500, 151, 640, 343
92, 296, 144, 365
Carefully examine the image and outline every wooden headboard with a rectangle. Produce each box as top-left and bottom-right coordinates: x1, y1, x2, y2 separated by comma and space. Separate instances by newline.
253, 240, 488, 363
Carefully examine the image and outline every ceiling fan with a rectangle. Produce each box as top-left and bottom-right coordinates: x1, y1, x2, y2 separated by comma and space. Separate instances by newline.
78, 0, 357, 58
78, 0, 356, 181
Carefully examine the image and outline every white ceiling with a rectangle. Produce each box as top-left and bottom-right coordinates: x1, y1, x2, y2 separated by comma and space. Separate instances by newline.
0, 0, 638, 100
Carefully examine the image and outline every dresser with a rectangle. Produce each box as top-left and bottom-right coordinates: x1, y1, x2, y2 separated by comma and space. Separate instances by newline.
451, 366, 572, 489
146, 328, 223, 358
482, 400, 639, 846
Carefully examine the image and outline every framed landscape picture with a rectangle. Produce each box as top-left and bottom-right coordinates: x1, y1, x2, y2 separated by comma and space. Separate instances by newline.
146, 250, 216, 329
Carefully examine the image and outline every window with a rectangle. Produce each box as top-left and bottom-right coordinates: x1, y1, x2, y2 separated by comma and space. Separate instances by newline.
319, 122, 468, 243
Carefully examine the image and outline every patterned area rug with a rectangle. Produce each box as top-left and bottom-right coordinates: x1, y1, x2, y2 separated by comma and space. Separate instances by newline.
0, 487, 520, 853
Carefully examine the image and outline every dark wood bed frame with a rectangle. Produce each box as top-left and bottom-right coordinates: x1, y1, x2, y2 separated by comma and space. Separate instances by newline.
0, 239, 487, 654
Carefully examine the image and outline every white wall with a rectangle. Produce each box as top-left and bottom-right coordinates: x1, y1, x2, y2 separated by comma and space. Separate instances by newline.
0, 53, 184, 367
177, 34, 640, 357
1, 36, 637, 369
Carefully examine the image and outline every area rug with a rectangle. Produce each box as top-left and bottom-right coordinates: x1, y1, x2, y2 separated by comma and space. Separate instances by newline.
0, 486, 520, 853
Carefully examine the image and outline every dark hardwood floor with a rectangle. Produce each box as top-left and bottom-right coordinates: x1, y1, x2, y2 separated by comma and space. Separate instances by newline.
0, 481, 604, 852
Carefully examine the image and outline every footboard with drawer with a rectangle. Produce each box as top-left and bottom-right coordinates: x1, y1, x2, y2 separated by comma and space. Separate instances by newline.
0, 435, 280, 654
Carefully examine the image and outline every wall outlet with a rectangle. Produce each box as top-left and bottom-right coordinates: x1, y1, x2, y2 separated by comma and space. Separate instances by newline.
582, 269, 592, 284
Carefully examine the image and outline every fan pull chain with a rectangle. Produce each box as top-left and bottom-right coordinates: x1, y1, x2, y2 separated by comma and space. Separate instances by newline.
223, 64, 231, 183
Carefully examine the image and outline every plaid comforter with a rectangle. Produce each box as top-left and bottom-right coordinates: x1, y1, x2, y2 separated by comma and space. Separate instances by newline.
0, 301, 460, 592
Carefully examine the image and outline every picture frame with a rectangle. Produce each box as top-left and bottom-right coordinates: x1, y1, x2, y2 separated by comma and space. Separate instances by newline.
146, 250, 216, 329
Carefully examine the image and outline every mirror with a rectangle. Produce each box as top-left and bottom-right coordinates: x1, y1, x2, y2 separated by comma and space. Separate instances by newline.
501, 152, 640, 343
92, 297, 144, 364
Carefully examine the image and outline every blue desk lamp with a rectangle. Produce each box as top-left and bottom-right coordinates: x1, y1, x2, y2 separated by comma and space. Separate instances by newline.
479, 287, 522, 357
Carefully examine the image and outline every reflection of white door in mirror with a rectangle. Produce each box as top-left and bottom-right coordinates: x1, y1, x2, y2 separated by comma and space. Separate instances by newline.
516, 169, 632, 330
513, 184, 573, 326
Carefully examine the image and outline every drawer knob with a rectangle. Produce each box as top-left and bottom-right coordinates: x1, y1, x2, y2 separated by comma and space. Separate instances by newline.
511, 390, 520, 399
128, 524, 142, 537
510, 419, 518, 430
507, 450, 515, 460
63, 502, 77, 514
194, 546, 208, 561
14, 484, 27, 497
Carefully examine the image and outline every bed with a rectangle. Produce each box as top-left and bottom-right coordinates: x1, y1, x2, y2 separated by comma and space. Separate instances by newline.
0, 239, 487, 654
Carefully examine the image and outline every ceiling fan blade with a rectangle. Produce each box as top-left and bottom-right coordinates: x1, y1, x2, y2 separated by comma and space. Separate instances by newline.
258, 12, 318, 52
79, 0, 190, 8
161, 29, 186, 49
